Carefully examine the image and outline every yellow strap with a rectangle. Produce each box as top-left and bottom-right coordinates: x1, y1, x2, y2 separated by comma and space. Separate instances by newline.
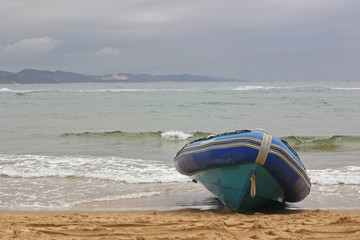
255, 133, 272, 165
250, 173, 256, 198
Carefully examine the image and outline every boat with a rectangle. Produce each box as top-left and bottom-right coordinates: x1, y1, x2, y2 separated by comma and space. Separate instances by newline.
174, 129, 311, 211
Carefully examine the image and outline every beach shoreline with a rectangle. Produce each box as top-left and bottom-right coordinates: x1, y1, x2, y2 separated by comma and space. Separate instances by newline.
1, 209, 360, 239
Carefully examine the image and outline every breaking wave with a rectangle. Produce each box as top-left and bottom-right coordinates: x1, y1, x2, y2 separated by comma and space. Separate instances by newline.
232, 86, 295, 91
0, 154, 188, 183
61, 130, 360, 152
331, 87, 360, 90
61, 130, 211, 142
1, 154, 359, 186
281, 135, 360, 152
309, 166, 360, 185
0, 87, 42, 93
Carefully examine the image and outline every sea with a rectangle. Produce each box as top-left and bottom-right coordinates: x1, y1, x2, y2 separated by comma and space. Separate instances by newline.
0, 81, 359, 211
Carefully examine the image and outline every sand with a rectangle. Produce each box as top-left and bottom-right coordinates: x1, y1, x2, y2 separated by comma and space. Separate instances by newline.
1, 209, 360, 239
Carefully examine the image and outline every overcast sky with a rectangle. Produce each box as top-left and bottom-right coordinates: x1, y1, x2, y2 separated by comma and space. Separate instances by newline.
1, 0, 359, 81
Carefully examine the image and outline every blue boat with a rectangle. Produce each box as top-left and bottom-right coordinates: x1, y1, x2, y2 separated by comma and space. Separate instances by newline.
174, 129, 311, 211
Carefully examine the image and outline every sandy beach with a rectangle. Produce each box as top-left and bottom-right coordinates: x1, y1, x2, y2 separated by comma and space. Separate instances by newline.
1, 209, 360, 239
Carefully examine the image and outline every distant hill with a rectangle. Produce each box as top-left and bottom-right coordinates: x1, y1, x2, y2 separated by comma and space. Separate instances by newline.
0, 70, 13, 78
0, 69, 245, 84
0, 69, 99, 84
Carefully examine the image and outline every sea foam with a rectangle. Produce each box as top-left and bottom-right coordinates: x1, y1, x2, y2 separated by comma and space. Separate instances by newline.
232, 86, 295, 91
0, 87, 43, 93
308, 166, 360, 185
161, 130, 193, 140
0, 154, 188, 183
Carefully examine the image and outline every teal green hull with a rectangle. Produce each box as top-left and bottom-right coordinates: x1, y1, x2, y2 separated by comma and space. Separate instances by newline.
193, 164, 285, 211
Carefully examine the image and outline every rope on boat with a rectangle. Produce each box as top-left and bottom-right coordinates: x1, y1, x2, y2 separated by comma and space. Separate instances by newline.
251, 128, 269, 135
255, 133, 273, 165
250, 173, 256, 198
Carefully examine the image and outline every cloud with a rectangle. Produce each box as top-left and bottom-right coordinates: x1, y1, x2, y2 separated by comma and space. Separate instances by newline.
95, 47, 121, 56
1, 36, 62, 56
1, 1, 359, 80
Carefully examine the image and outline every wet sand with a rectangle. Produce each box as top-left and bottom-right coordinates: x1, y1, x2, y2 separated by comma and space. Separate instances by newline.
1, 209, 360, 239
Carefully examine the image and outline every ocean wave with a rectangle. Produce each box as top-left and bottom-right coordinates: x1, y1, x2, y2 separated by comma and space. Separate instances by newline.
0, 87, 198, 94
161, 130, 193, 140
230, 85, 360, 93
4, 85, 358, 95
80, 88, 198, 93
0, 190, 166, 209
331, 87, 360, 90
281, 135, 360, 152
48, 191, 167, 208
0, 87, 42, 93
72, 191, 165, 205
61, 130, 211, 141
0, 154, 188, 183
60, 131, 360, 152
309, 166, 360, 185
1, 154, 359, 187
232, 86, 295, 91
200, 101, 239, 106
232, 86, 265, 91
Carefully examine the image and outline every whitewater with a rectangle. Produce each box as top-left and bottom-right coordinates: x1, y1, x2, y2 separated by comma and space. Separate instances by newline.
0, 81, 359, 210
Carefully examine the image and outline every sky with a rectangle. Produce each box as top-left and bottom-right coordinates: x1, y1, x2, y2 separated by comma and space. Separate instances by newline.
1, 0, 360, 81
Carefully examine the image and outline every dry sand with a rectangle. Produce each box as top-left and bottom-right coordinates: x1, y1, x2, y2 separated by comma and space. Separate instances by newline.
1, 209, 360, 239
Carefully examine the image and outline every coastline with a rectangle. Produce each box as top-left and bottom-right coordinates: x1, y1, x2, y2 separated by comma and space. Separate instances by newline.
1, 209, 360, 239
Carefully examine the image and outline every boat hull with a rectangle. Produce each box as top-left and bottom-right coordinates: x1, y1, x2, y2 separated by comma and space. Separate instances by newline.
194, 163, 285, 211
174, 130, 311, 210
